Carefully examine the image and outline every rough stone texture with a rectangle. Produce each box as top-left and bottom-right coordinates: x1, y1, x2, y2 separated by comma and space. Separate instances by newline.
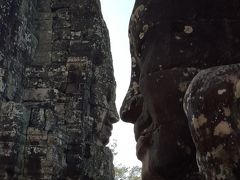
184, 65, 240, 180
121, 0, 240, 180
0, 0, 118, 179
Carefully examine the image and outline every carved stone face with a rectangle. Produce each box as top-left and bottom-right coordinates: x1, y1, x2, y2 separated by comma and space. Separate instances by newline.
121, 0, 240, 179
120, 1, 199, 179
92, 71, 119, 146
121, 65, 198, 179
95, 105, 118, 145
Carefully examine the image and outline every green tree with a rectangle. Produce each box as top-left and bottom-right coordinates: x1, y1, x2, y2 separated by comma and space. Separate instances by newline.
114, 164, 129, 180
128, 166, 141, 180
108, 139, 142, 180
114, 164, 141, 180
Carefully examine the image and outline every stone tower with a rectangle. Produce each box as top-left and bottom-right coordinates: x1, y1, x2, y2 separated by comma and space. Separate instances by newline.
0, 0, 118, 179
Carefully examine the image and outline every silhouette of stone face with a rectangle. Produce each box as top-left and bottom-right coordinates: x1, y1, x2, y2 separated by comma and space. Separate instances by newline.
120, 55, 199, 180
120, 1, 199, 178
92, 78, 119, 146
95, 103, 118, 146
121, 0, 240, 179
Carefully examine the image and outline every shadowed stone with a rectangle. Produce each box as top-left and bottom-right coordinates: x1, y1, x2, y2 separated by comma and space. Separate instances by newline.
121, 0, 240, 179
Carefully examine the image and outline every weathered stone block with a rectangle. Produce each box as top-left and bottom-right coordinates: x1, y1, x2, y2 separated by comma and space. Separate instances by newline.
0, 0, 117, 179
23, 88, 59, 102
54, 8, 70, 21
51, 0, 70, 11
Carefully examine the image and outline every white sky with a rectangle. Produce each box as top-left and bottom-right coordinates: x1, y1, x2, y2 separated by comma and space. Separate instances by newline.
100, 0, 141, 166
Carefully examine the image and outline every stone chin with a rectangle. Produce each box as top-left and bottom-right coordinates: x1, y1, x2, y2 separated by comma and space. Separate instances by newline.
96, 124, 113, 146
136, 126, 197, 179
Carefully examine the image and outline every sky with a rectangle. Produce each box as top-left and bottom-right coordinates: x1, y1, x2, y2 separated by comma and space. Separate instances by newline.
100, 0, 141, 166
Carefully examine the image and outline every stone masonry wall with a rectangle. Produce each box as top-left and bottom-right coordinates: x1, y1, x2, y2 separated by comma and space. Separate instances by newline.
0, 0, 118, 179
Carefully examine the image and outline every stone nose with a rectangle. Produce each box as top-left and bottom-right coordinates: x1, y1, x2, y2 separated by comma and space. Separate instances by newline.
108, 106, 119, 124
120, 93, 143, 124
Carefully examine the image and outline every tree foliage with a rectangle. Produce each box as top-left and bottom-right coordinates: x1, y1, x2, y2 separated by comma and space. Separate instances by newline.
108, 139, 142, 180
128, 166, 142, 180
114, 164, 141, 180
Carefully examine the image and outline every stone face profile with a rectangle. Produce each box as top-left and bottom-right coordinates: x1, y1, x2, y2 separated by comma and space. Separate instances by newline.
0, 0, 117, 179
121, 0, 240, 179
